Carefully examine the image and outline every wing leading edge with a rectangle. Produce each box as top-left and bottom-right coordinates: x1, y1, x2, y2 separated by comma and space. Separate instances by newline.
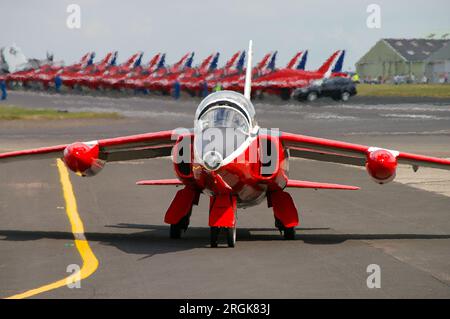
280, 132, 450, 171
0, 130, 184, 163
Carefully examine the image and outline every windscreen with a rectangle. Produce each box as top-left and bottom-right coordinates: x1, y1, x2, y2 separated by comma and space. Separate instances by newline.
195, 106, 250, 167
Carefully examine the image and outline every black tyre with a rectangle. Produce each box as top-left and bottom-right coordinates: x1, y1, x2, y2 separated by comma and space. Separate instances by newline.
280, 88, 291, 101
306, 91, 318, 102
284, 227, 296, 240
341, 91, 351, 102
170, 224, 182, 239
226, 227, 236, 248
275, 217, 284, 232
210, 227, 220, 248
169, 210, 191, 239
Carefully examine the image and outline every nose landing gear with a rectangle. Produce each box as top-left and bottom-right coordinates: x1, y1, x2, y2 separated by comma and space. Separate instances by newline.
209, 194, 237, 248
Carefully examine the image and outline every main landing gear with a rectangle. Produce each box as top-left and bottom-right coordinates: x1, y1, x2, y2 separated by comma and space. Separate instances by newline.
210, 226, 236, 248
169, 209, 192, 239
275, 218, 296, 240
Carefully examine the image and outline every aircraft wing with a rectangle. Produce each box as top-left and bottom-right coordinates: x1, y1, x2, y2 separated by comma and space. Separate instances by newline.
280, 132, 450, 170
0, 130, 183, 163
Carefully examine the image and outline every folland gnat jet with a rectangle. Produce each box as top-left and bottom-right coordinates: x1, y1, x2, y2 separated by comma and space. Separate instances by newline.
1, 42, 450, 248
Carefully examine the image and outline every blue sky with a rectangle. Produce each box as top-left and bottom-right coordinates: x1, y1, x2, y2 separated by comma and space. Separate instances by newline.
1, 0, 449, 71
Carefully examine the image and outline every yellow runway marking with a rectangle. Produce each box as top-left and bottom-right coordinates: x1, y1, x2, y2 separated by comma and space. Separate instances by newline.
6, 159, 99, 299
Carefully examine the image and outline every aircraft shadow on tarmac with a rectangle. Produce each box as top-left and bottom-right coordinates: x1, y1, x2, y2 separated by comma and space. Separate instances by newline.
1, 224, 450, 258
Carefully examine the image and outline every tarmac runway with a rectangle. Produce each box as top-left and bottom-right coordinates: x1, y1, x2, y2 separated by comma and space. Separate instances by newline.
1, 91, 450, 298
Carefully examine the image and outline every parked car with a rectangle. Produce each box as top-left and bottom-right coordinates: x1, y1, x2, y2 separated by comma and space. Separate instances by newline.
292, 77, 357, 102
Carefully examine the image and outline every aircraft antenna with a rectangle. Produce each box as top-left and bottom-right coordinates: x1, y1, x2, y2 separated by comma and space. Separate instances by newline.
244, 40, 253, 99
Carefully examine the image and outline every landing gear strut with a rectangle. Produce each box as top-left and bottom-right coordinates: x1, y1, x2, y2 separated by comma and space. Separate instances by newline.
210, 227, 236, 248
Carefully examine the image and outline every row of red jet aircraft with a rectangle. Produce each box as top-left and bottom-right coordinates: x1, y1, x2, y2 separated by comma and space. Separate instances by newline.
4, 50, 347, 99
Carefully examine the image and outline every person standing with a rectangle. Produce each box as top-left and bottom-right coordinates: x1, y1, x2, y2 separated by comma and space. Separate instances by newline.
213, 82, 222, 92
54, 75, 62, 93
202, 81, 209, 97
173, 80, 181, 99
0, 79, 7, 100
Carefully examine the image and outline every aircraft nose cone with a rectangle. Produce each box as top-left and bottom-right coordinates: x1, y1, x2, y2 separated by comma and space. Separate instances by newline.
203, 150, 223, 171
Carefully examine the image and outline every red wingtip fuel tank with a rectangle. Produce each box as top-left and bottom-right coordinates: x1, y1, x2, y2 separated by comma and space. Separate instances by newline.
366, 149, 398, 184
63, 142, 105, 176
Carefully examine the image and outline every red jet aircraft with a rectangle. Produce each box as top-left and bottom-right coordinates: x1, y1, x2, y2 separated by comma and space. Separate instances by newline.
1, 42, 449, 248
180, 51, 245, 96
66, 51, 118, 90
253, 50, 346, 99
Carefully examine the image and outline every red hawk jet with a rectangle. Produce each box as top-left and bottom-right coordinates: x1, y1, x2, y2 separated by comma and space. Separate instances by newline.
1, 42, 450, 248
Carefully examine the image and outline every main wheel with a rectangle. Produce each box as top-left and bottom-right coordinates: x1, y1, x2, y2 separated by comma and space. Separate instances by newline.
226, 227, 236, 248
306, 91, 318, 102
170, 224, 182, 239
169, 210, 191, 239
210, 227, 220, 248
280, 88, 291, 101
284, 227, 296, 240
340, 91, 350, 102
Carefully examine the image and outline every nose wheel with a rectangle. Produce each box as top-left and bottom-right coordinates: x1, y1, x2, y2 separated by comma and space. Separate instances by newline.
210, 227, 236, 248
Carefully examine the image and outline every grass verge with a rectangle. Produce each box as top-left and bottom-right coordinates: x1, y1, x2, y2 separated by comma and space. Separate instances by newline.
357, 84, 450, 98
0, 104, 121, 120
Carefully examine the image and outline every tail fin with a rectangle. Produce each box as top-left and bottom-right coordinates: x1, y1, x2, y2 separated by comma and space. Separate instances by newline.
224, 51, 241, 70
109, 51, 118, 66
331, 50, 345, 73
185, 52, 194, 68
257, 51, 277, 71
157, 53, 166, 70
286, 50, 308, 70
256, 52, 271, 70
267, 51, 277, 71
199, 52, 220, 73
79, 52, 90, 64
87, 52, 95, 66
147, 53, 161, 72
244, 40, 253, 99
133, 52, 143, 68
210, 52, 220, 71
316, 50, 344, 77
236, 51, 246, 71
79, 52, 95, 67
124, 52, 143, 68
99, 51, 117, 66
172, 52, 194, 71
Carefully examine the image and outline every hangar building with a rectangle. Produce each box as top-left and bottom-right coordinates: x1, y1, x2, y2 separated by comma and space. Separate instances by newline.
356, 38, 450, 83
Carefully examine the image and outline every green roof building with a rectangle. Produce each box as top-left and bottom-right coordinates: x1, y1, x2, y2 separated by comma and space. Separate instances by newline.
356, 38, 450, 83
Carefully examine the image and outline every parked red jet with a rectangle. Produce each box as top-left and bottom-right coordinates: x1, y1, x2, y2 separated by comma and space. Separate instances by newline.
63, 51, 118, 90
213, 50, 308, 94
121, 53, 166, 91
98, 52, 144, 90
1, 42, 449, 248
180, 51, 246, 96
253, 50, 345, 99
142, 52, 196, 94
6, 52, 92, 89
33, 52, 96, 89
208, 51, 278, 93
